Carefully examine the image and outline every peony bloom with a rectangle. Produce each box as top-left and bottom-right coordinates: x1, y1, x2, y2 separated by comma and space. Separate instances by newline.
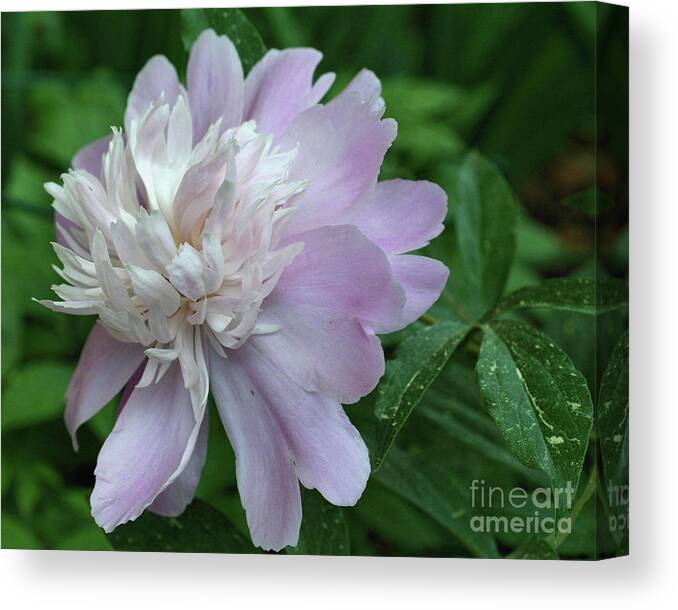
38, 29, 448, 551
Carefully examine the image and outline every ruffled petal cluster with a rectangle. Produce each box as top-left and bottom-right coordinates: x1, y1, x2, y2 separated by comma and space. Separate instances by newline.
41, 29, 449, 550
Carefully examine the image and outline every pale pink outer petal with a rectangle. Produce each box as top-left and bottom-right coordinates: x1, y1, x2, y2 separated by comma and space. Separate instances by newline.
55, 135, 112, 246
335, 68, 385, 116
149, 411, 209, 517
278, 90, 397, 236
383, 254, 450, 333
124, 55, 183, 132
187, 29, 244, 141
275, 224, 404, 327
249, 294, 384, 404
90, 363, 205, 532
339, 179, 447, 255
244, 48, 335, 139
208, 344, 301, 552
65, 323, 146, 450
237, 344, 370, 506
208, 343, 370, 551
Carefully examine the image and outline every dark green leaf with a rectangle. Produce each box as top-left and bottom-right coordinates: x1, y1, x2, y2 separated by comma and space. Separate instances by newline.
552, 467, 597, 549
376, 447, 499, 558
2, 362, 72, 430
420, 400, 546, 486
555, 485, 599, 557
181, 8, 266, 74
377, 320, 426, 350
287, 490, 349, 556
107, 499, 258, 553
354, 481, 455, 554
373, 321, 470, 470
493, 277, 628, 317
452, 152, 518, 320
476, 321, 593, 516
472, 14, 595, 181
597, 332, 629, 487
508, 468, 597, 558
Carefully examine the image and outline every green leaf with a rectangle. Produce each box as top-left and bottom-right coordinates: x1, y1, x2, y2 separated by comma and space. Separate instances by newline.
181, 8, 266, 74
597, 332, 629, 487
476, 321, 593, 515
493, 277, 628, 317
555, 481, 600, 557
553, 467, 597, 548
107, 499, 258, 553
452, 152, 518, 321
287, 490, 349, 556
354, 481, 454, 554
375, 446, 499, 558
420, 399, 546, 486
2, 362, 72, 430
510, 468, 597, 558
373, 321, 470, 470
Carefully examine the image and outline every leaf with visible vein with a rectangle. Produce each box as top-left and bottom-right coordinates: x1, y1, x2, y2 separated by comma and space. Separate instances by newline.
476, 321, 593, 517
375, 446, 499, 558
492, 277, 628, 317
452, 152, 518, 320
373, 321, 470, 470
420, 400, 547, 486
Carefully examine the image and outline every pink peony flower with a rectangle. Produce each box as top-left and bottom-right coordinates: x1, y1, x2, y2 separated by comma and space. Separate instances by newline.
39, 29, 449, 551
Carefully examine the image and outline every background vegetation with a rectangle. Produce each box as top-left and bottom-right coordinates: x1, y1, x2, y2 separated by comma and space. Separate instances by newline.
1, 3, 628, 558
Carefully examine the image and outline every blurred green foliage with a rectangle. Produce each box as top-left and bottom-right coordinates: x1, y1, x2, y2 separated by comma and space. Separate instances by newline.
1, 4, 627, 557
